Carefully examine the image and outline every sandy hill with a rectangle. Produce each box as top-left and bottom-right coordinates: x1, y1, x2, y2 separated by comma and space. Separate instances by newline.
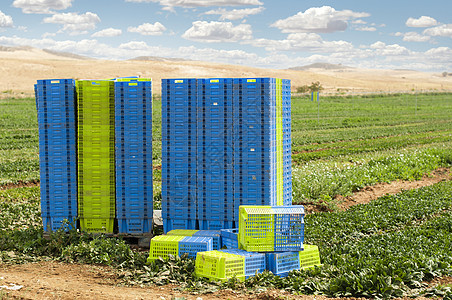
1, 46, 451, 97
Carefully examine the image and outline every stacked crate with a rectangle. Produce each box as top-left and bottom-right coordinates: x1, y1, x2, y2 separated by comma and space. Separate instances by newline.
162, 78, 292, 232
282, 79, 292, 205
35, 79, 78, 231
77, 80, 116, 233
197, 79, 234, 230
114, 78, 153, 233
161, 79, 198, 232
233, 78, 278, 225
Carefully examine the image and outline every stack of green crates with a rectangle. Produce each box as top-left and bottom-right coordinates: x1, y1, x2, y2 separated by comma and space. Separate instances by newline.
77, 80, 115, 233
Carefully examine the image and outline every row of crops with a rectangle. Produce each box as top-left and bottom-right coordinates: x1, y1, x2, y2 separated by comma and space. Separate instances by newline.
0, 92, 451, 298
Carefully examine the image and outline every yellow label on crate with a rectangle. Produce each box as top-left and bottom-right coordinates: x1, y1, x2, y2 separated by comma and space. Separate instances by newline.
210, 79, 219, 83
247, 79, 256, 83
51, 80, 60, 84
175, 80, 183, 83
128, 83, 138, 86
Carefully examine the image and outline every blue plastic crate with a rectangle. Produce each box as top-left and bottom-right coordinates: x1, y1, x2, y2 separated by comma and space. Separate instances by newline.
117, 218, 152, 234
191, 230, 221, 250
198, 220, 235, 231
220, 249, 266, 278
163, 218, 197, 233
220, 228, 239, 249
42, 216, 76, 232
179, 236, 213, 258
266, 251, 300, 277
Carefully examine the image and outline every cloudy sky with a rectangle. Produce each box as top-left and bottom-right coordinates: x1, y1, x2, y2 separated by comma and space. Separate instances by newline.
0, 0, 451, 71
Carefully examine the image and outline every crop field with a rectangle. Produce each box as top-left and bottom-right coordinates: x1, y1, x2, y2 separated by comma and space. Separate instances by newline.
0, 92, 451, 298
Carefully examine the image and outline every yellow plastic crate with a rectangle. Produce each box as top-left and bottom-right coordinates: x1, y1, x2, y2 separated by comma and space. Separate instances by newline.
300, 245, 322, 270
239, 205, 305, 252
239, 206, 275, 252
166, 229, 199, 236
80, 218, 114, 233
195, 250, 245, 282
147, 235, 184, 263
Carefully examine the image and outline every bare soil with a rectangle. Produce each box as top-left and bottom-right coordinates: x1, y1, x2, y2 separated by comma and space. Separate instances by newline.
336, 167, 451, 211
0, 261, 326, 300
0, 180, 40, 190
0, 168, 451, 299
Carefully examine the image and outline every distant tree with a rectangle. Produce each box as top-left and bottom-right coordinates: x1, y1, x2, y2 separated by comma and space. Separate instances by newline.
296, 85, 309, 93
308, 81, 323, 92
442, 71, 448, 77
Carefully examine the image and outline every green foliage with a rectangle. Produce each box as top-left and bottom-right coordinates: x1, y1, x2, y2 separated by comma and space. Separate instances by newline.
239, 181, 452, 298
308, 81, 323, 92
292, 146, 452, 208
61, 237, 147, 268
296, 85, 309, 93
123, 254, 198, 286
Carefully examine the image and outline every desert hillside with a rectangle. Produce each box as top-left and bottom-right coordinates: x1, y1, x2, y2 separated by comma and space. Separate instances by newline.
1, 46, 451, 96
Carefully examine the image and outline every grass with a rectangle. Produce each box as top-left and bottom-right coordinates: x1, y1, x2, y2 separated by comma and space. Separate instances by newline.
1, 93, 451, 208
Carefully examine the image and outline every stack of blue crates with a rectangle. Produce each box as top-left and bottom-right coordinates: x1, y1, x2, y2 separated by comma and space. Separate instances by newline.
233, 78, 278, 222
161, 79, 198, 232
35, 79, 78, 231
162, 78, 292, 233
115, 78, 153, 234
197, 78, 234, 230
282, 79, 292, 205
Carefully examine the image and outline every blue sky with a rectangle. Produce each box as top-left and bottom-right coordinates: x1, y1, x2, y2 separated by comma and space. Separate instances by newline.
0, 0, 451, 71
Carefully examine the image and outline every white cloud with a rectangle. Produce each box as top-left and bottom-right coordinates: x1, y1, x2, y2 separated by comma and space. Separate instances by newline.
369, 41, 410, 56
127, 22, 166, 36
352, 19, 367, 25
356, 26, 376, 32
182, 21, 252, 42
406, 16, 438, 28
125, 0, 262, 11
42, 32, 56, 38
271, 6, 370, 33
119, 41, 150, 50
91, 28, 122, 37
0, 35, 451, 71
13, 0, 72, 14
204, 7, 264, 21
423, 24, 452, 39
0, 11, 13, 27
250, 33, 354, 53
398, 32, 431, 42
43, 12, 100, 35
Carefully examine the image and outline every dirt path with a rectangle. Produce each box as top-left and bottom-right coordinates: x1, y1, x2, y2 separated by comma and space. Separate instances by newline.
301, 167, 451, 213
0, 261, 324, 300
336, 167, 451, 211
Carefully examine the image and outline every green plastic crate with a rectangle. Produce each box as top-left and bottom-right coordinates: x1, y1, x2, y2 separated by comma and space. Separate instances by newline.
77, 79, 115, 233
147, 235, 185, 263
300, 245, 322, 270
80, 218, 114, 233
195, 250, 245, 282
239, 205, 305, 252
167, 229, 199, 236
239, 206, 275, 252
